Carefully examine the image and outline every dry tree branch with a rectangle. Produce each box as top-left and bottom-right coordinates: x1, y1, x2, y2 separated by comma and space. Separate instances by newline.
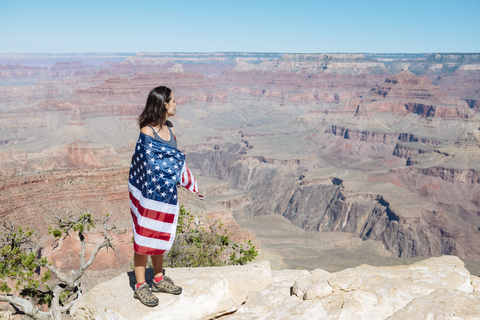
74, 215, 115, 282
0, 295, 51, 320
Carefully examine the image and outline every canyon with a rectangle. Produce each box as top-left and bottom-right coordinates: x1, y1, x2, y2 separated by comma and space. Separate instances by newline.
1, 52, 480, 317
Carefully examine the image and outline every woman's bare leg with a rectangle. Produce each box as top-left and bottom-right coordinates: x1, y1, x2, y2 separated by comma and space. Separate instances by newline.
151, 254, 164, 279
134, 252, 148, 284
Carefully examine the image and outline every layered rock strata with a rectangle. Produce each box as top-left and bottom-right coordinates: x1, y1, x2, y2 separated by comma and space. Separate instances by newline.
386, 53, 480, 76
214, 54, 388, 105
107, 52, 281, 76
346, 70, 472, 118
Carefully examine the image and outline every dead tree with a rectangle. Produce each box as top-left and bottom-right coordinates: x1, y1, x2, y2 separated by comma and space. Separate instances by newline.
0, 212, 116, 320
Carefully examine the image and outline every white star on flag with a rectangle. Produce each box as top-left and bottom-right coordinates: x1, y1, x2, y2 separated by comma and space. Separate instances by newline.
149, 143, 153, 148
147, 169, 152, 175
148, 189, 153, 194
161, 192, 166, 197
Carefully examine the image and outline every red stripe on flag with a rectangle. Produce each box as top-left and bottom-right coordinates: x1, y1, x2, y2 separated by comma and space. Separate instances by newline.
184, 166, 193, 190
131, 209, 172, 242
129, 192, 175, 223
134, 242, 166, 256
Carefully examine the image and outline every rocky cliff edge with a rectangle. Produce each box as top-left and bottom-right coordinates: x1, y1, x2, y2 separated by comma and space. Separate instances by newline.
71, 256, 480, 320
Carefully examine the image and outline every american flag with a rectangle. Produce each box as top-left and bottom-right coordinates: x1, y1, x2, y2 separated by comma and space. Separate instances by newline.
128, 132, 203, 255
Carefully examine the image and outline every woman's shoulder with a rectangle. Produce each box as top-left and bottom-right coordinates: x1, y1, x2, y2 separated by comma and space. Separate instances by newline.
140, 126, 155, 138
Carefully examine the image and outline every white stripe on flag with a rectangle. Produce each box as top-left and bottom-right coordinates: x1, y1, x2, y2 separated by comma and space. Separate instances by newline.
129, 182, 178, 214
131, 220, 176, 251
130, 201, 178, 234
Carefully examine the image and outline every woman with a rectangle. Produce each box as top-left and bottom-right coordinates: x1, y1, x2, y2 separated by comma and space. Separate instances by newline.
128, 86, 202, 307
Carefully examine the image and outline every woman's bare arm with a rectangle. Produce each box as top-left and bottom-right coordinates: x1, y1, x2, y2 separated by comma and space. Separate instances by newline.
140, 126, 155, 138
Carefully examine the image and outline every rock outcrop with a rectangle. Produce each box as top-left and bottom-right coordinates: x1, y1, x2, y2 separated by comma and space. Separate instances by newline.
326, 125, 399, 144
71, 256, 480, 320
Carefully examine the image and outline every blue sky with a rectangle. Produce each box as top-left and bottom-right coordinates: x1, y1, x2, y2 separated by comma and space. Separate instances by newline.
0, 0, 479, 53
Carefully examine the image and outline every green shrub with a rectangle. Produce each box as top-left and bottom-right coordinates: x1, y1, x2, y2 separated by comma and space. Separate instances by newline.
164, 206, 258, 268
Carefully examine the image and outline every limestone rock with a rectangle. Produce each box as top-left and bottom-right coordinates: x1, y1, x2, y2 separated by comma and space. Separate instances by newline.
471, 275, 480, 291
71, 256, 480, 320
303, 281, 333, 300
71, 261, 273, 320
388, 289, 480, 319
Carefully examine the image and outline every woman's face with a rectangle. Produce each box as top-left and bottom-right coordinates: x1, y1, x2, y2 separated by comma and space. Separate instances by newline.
165, 92, 177, 118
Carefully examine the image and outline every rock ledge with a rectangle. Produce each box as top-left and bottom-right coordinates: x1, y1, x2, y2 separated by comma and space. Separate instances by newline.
71, 256, 480, 320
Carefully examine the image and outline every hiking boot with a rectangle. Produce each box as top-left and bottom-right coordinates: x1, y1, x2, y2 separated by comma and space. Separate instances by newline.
134, 282, 159, 307
152, 277, 182, 295
163, 275, 174, 284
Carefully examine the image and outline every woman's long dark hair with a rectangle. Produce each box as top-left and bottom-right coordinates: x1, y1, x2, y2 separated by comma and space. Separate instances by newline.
138, 86, 173, 129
